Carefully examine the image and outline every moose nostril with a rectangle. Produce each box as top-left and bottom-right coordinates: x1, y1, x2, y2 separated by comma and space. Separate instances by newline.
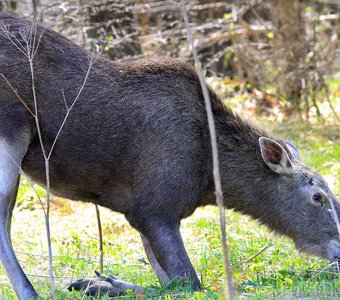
330, 249, 340, 263
331, 255, 340, 263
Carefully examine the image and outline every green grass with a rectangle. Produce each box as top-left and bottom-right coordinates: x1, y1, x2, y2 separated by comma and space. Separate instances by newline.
0, 107, 339, 299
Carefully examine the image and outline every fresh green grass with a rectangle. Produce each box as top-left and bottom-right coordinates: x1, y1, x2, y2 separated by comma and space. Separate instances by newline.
0, 109, 339, 299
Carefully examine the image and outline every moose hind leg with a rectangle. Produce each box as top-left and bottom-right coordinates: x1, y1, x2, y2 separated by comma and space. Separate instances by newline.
0, 138, 38, 299
5, 176, 19, 241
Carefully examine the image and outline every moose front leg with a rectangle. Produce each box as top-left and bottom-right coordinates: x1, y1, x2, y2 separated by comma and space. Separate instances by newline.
0, 137, 38, 299
128, 152, 203, 290
136, 219, 201, 289
140, 233, 171, 285
68, 220, 199, 297
68, 231, 172, 297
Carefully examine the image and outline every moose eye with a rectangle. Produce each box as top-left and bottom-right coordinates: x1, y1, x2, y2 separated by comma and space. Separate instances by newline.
312, 193, 323, 205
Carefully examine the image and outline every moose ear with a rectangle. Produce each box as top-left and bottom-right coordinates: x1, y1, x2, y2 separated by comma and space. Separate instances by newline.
259, 137, 294, 176
285, 140, 301, 161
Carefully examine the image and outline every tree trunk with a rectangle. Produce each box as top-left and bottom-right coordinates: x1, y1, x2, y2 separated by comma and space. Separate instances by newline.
276, 0, 305, 103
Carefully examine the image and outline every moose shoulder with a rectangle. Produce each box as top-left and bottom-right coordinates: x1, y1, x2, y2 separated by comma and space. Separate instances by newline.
0, 12, 339, 299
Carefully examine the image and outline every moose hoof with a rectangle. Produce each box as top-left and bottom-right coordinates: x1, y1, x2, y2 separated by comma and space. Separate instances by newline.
68, 270, 145, 297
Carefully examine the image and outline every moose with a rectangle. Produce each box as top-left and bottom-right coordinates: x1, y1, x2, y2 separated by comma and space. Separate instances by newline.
0, 12, 339, 299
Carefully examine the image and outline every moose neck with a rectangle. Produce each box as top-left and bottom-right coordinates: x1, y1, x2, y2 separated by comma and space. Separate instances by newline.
200, 100, 284, 230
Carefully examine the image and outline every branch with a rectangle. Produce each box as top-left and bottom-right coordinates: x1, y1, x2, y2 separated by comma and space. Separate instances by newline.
95, 205, 104, 274
47, 52, 98, 160
180, 1, 234, 299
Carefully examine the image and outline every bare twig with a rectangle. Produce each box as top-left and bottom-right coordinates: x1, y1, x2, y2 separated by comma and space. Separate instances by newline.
238, 244, 272, 267
0, 24, 28, 56
324, 87, 340, 123
329, 199, 340, 239
47, 53, 97, 160
4, 150, 46, 216
23, 22, 56, 298
26, 273, 73, 279
0, 73, 35, 116
95, 205, 104, 274
180, 1, 234, 299
309, 259, 340, 281
1, 19, 97, 298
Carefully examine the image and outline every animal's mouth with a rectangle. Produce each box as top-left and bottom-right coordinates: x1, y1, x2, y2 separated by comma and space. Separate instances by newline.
294, 239, 340, 262
326, 239, 340, 262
